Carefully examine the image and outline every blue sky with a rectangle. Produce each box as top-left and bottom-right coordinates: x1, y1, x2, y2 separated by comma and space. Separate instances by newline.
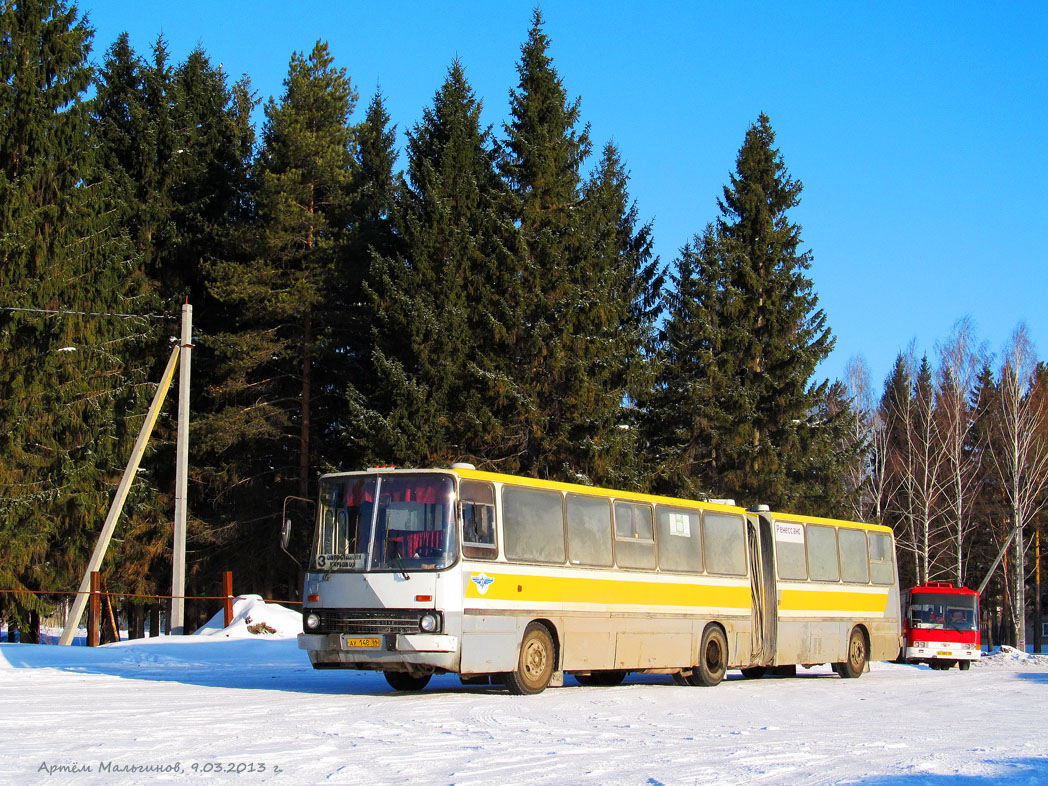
81, 0, 1047, 389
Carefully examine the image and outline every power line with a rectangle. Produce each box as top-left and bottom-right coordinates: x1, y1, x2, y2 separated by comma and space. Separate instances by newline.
0, 306, 178, 321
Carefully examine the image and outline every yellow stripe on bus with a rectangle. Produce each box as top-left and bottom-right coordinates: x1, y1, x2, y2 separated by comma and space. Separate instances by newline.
465, 572, 751, 610
779, 588, 890, 614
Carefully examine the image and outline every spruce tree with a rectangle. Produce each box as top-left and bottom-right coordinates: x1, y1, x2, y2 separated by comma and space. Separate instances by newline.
575, 143, 662, 488
202, 40, 355, 596
91, 34, 256, 610
0, 0, 151, 625
93, 36, 256, 306
645, 227, 726, 498
325, 91, 400, 471
351, 60, 521, 469
651, 113, 836, 509
880, 353, 918, 589
501, 10, 661, 485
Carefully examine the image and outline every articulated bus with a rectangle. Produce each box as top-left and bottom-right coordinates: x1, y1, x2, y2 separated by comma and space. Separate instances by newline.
292, 465, 902, 694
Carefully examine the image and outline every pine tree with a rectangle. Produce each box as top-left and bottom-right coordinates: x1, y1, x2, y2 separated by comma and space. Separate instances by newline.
0, 0, 151, 625
201, 40, 355, 596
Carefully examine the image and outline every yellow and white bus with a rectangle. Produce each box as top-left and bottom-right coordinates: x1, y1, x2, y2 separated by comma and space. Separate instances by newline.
292, 465, 901, 694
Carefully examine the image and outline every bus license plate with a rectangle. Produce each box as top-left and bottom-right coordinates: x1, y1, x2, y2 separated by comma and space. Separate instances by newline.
343, 636, 381, 649
937, 651, 951, 657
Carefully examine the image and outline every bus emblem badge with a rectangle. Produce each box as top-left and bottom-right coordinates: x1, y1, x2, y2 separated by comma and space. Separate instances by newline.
472, 573, 494, 595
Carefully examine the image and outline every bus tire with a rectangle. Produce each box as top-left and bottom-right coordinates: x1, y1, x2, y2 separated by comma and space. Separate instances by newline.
959, 660, 971, 671
384, 671, 431, 691
740, 667, 767, 680
575, 670, 627, 687
503, 622, 555, 695
837, 627, 867, 679
690, 626, 728, 687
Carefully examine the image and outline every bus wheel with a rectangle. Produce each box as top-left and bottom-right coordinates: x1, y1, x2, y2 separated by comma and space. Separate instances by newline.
958, 660, 971, 671
740, 667, 767, 680
689, 626, 728, 687
837, 627, 867, 679
576, 670, 627, 687
384, 671, 432, 691
503, 623, 555, 695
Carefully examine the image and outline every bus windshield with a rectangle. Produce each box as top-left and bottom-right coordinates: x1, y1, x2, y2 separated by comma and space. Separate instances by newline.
909, 592, 978, 632
313, 473, 458, 572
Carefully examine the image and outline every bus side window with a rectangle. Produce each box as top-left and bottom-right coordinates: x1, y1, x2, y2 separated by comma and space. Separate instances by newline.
566, 494, 613, 567
806, 525, 839, 582
655, 506, 703, 573
838, 528, 869, 583
773, 520, 808, 580
703, 512, 747, 576
461, 480, 497, 560
503, 487, 566, 565
868, 532, 894, 585
614, 501, 656, 570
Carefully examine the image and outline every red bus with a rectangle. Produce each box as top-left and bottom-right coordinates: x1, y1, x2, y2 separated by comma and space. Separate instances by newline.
902, 582, 980, 670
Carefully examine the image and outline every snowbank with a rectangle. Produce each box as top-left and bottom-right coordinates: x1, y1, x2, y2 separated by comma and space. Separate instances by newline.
974, 645, 1048, 670
192, 595, 302, 639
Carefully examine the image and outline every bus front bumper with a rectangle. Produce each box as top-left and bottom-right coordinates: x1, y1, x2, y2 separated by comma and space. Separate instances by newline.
298, 633, 460, 672
905, 644, 980, 661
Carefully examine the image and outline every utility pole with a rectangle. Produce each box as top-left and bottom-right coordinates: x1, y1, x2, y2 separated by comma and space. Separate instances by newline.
59, 344, 181, 645
171, 302, 192, 635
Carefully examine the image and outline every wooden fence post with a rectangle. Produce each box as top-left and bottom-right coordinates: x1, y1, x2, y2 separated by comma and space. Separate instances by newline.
148, 601, 160, 638
88, 571, 100, 647
223, 571, 234, 627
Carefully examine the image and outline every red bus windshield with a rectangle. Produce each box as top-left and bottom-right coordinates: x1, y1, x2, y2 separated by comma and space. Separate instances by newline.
908, 592, 978, 632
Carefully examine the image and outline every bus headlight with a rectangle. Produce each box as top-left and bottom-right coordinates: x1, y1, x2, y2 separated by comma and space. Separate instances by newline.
305, 613, 320, 630
420, 613, 439, 633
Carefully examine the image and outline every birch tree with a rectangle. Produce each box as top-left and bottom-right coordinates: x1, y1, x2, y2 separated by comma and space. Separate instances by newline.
934, 317, 986, 585
987, 325, 1048, 650
911, 356, 948, 581
845, 355, 887, 522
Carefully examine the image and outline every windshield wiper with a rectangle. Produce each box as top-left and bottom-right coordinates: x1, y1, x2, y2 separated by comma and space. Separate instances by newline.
389, 540, 411, 580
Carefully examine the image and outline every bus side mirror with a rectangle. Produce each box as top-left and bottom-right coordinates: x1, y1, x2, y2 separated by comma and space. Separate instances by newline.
281, 495, 315, 570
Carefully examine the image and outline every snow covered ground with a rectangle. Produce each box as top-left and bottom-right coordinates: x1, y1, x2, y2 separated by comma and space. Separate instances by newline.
2, 597, 1046, 786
